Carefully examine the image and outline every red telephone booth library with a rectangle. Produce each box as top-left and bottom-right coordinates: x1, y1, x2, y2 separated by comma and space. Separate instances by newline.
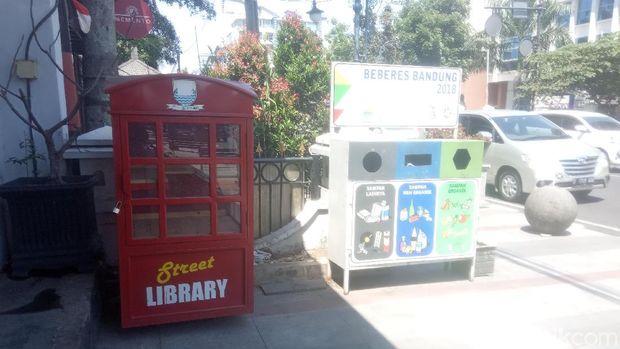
106, 75, 256, 328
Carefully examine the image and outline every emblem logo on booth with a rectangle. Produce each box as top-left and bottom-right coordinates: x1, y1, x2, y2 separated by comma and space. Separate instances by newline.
168, 79, 204, 111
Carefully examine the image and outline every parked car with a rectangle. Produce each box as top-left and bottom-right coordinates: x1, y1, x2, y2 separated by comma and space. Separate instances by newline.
538, 110, 620, 170
459, 109, 610, 202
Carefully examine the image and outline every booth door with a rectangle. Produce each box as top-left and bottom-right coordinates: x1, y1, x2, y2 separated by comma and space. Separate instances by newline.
117, 116, 253, 327
121, 117, 248, 241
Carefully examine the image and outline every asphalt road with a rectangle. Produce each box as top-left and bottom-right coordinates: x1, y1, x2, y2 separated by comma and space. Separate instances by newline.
574, 169, 620, 230
486, 169, 620, 232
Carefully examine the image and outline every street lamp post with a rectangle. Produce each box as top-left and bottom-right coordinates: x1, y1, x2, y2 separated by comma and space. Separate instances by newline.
307, 0, 323, 33
481, 48, 490, 106
484, 1, 546, 109
484, 1, 546, 53
244, 0, 259, 34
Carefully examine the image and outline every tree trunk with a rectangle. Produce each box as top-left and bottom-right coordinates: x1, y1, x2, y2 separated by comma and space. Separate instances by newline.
44, 134, 61, 182
82, 0, 118, 131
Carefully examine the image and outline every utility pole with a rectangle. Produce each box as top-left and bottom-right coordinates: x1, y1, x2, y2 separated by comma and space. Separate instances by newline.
194, 25, 201, 71
177, 51, 181, 73
82, 0, 118, 131
244, 0, 259, 34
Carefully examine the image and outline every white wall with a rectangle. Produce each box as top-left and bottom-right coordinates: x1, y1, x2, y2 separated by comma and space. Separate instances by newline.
0, 1, 66, 183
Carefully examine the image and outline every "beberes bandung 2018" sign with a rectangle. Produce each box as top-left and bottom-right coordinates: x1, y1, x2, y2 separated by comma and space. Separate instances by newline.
331, 62, 462, 129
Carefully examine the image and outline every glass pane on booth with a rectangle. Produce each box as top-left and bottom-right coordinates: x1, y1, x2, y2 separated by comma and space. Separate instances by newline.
130, 165, 158, 198
167, 204, 211, 237
166, 164, 210, 197
132, 205, 160, 239
163, 123, 209, 158
216, 164, 240, 196
128, 123, 157, 158
217, 202, 241, 234
216, 124, 240, 157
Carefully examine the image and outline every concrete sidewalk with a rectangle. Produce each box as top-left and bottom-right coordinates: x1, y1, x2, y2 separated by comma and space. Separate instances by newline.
0, 272, 96, 349
94, 200, 620, 349
2, 199, 620, 348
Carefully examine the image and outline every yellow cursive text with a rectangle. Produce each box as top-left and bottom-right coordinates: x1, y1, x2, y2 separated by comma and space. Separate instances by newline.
156, 256, 215, 284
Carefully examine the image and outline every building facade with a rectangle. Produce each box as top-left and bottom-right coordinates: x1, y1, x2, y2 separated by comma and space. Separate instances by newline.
0, 1, 68, 183
463, 0, 619, 111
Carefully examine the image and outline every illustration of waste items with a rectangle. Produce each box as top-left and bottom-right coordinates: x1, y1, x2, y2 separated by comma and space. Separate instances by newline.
358, 231, 392, 255
357, 200, 390, 223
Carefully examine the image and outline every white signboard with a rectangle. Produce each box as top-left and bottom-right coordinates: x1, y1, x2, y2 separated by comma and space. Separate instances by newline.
331, 62, 462, 129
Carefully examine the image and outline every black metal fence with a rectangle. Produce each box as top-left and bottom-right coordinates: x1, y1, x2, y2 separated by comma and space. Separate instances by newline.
253, 157, 321, 239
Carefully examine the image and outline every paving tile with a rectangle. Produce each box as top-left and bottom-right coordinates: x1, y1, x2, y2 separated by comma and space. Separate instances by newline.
159, 316, 264, 349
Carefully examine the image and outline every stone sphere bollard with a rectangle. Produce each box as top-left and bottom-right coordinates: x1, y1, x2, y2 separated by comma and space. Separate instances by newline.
524, 186, 577, 234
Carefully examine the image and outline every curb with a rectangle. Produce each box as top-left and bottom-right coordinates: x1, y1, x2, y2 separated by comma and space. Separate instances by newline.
255, 244, 496, 286
255, 249, 330, 285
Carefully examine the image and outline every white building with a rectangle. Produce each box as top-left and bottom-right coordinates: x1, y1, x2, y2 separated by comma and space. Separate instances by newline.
568, 0, 619, 42
464, 0, 619, 110
0, 1, 68, 183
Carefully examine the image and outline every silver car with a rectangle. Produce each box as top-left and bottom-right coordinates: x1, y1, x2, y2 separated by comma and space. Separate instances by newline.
538, 110, 620, 170
459, 109, 610, 202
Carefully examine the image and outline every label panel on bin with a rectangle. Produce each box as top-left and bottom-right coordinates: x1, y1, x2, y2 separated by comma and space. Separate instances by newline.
395, 182, 436, 257
353, 183, 395, 261
436, 181, 476, 255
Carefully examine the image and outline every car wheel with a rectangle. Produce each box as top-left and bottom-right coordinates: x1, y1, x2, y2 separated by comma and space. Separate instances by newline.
497, 169, 522, 202
572, 190, 592, 200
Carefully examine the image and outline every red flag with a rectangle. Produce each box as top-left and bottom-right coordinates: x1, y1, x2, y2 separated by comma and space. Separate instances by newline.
72, 0, 91, 33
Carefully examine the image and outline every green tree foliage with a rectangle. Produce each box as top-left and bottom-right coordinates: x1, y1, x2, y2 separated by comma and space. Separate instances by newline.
520, 33, 620, 112
206, 25, 328, 158
396, 0, 481, 73
255, 76, 310, 157
208, 33, 269, 96
325, 6, 407, 65
325, 20, 354, 62
492, 0, 571, 53
326, 2, 484, 74
487, 0, 570, 80
116, 0, 215, 68
273, 13, 330, 127
367, 5, 402, 64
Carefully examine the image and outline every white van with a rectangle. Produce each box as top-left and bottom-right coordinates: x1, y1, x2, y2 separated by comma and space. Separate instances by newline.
459, 110, 610, 202
538, 110, 620, 170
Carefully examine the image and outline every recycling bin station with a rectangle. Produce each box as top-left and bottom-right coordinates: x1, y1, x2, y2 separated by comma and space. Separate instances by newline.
328, 62, 484, 293
328, 136, 483, 293
106, 75, 256, 327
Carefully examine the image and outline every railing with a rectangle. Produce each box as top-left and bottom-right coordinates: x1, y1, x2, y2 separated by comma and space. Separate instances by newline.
253, 157, 322, 239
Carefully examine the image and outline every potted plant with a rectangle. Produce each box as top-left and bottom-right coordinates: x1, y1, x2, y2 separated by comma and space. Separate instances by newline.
0, 2, 103, 277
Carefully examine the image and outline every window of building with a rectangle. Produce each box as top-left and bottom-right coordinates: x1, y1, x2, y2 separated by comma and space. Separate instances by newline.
598, 0, 613, 20
558, 9, 570, 27
577, 0, 592, 24
502, 37, 519, 62
576, 36, 588, 43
